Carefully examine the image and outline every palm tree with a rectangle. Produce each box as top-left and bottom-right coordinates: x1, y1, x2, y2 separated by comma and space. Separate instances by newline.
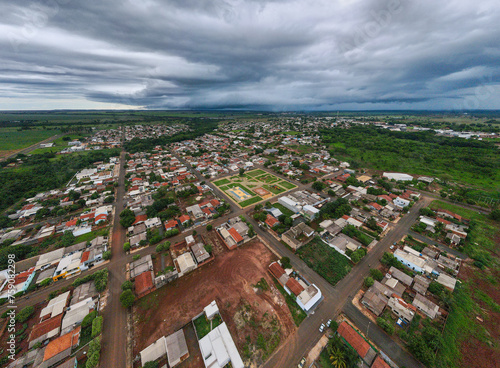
328, 345, 347, 368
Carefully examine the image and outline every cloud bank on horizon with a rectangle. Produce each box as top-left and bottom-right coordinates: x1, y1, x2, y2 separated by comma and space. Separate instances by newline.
0, 0, 499, 110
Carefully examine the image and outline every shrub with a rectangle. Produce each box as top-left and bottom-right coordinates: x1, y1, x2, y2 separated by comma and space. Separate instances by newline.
16, 306, 34, 323
86, 351, 100, 368
120, 289, 135, 308
206, 224, 213, 231
102, 251, 111, 260
91, 316, 103, 338
143, 362, 159, 368
40, 278, 53, 287
123, 242, 131, 252
376, 317, 394, 335
81, 311, 98, 329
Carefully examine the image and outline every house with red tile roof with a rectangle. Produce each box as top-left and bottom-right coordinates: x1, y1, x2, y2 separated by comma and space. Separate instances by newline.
179, 214, 191, 225
368, 202, 383, 211
135, 271, 155, 297
94, 213, 107, 224
165, 219, 178, 232
133, 214, 148, 225
265, 214, 279, 228
285, 278, 305, 296
28, 314, 63, 348
371, 356, 391, 368
337, 321, 376, 365
228, 227, 244, 244
40, 326, 81, 368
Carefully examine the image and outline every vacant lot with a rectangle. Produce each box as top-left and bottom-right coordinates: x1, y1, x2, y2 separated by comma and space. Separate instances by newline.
297, 237, 352, 286
213, 169, 296, 208
0, 127, 60, 152
133, 240, 297, 367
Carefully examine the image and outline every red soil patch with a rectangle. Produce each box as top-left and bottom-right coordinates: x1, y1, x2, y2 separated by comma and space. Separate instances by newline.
132, 240, 296, 366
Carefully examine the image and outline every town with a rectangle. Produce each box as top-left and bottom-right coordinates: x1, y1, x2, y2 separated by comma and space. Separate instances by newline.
0, 114, 499, 368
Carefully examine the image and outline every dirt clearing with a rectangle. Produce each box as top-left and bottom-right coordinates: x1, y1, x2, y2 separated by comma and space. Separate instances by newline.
133, 239, 297, 367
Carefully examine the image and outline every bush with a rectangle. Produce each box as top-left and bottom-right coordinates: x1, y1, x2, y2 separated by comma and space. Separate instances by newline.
120, 289, 135, 308
81, 311, 98, 329
206, 224, 213, 231
102, 251, 111, 260
280, 256, 292, 269
16, 306, 34, 323
40, 278, 53, 287
350, 247, 367, 263
91, 316, 103, 338
123, 242, 131, 252
376, 317, 395, 335
143, 362, 159, 368
86, 351, 100, 368
364, 277, 374, 287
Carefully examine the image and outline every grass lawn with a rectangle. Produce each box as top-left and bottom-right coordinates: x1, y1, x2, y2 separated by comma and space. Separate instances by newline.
239, 196, 263, 207
213, 178, 230, 186
193, 314, 212, 339
272, 279, 307, 326
0, 128, 61, 151
246, 169, 266, 177
272, 203, 295, 217
283, 131, 300, 135
297, 237, 352, 286
219, 186, 228, 191
278, 180, 297, 190
73, 228, 109, 244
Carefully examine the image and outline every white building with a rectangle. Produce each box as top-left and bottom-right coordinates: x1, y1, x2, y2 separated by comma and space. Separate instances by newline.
278, 196, 301, 214
394, 197, 411, 208
383, 172, 414, 181
199, 322, 244, 368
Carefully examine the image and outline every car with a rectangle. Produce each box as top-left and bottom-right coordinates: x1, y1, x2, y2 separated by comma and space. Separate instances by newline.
390, 245, 394, 250
393, 242, 397, 245
298, 357, 306, 368
319, 323, 325, 332
326, 319, 332, 327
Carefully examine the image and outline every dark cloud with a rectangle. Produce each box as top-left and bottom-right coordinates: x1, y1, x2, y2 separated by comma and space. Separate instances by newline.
0, 0, 499, 110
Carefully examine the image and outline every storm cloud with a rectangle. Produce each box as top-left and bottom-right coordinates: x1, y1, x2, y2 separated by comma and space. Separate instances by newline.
0, 0, 499, 110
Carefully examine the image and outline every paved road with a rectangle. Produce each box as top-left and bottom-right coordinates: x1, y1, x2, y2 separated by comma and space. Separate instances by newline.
100, 146, 128, 367
262, 196, 431, 368
408, 230, 467, 259
343, 301, 425, 368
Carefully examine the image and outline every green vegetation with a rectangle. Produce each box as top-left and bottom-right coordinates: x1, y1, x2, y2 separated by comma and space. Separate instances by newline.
120, 289, 135, 308
297, 237, 352, 286
72, 269, 109, 292
16, 306, 34, 323
272, 279, 307, 326
193, 314, 213, 339
272, 203, 294, 217
91, 316, 103, 338
318, 335, 360, 368
238, 196, 263, 207
323, 125, 500, 190
278, 180, 296, 189
0, 149, 119, 213
213, 178, 230, 186
0, 127, 60, 151
342, 225, 374, 246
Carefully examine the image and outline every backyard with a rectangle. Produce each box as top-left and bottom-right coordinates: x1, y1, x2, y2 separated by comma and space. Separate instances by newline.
297, 237, 352, 286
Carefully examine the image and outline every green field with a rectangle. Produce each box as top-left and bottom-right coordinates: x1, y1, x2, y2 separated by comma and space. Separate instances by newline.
278, 180, 297, 190
213, 169, 296, 208
0, 128, 60, 151
30, 134, 89, 154
296, 237, 352, 286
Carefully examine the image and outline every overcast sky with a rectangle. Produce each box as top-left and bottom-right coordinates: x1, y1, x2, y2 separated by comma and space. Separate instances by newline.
1, 0, 499, 110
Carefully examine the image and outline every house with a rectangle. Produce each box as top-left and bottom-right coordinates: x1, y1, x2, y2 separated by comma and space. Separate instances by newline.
412, 293, 440, 319
166, 329, 189, 367
165, 219, 178, 232
176, 252, 196, 275
179, 214, 191, 226
28, 314, 63, 349
394, 249, 426, 273
337, 322, 377, 365
40, 291, 71, 321
383, 172, 413, 181
266, 207, 283, 218
412, 275, 431, 295
281, 222, 314, 250
186, 204, 204, 219
227, 227, 244, 245
144, 217, 162, 230
198, 322, 244, 368
393, 197, 410, 208
135, 271, 155, 297
361, 288, 388, 316
265, 214, 279, 228
140, 336, 168, 367
191, 242, 210, 264
388, 266, 413, 287
61, 297, 95, 334
39, 327, 81, 368
387, 294, 416, 323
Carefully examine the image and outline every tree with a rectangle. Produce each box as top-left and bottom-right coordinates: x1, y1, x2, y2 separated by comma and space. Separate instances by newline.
119, 208, 136, 228
16, 306, 34, 323
123, 242, 131, 252
82, 311, 98, 329
102, 251, 111, 260
239, 168, 245, 176
120, 289, 135, 308
206, 224, 213, 231
489, 208, 500, 221
121, 280, 134, 291
280, 257, 292, 269
328, 346, 346, 368
91, 316, 103, 338
369, 268, 384, 281
312, 181, 326, 191
364, 277, 374, 287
